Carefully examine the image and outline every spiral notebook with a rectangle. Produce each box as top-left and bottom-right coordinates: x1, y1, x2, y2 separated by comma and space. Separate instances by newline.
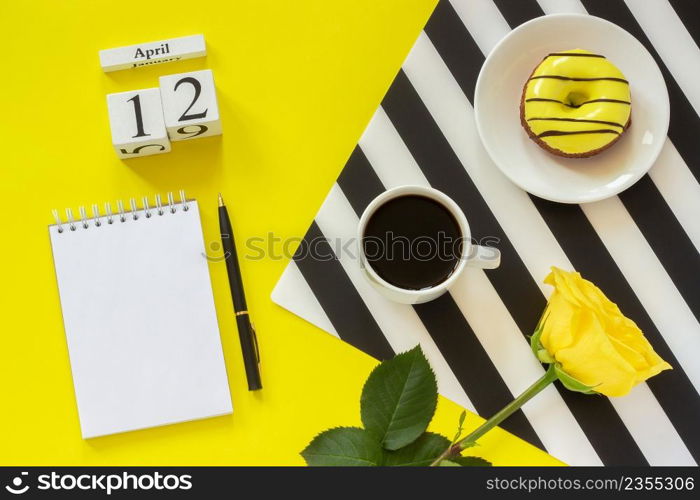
49, 191, 232, 439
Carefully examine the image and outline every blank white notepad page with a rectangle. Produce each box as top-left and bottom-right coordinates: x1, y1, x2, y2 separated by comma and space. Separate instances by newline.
49, 200, 232, 438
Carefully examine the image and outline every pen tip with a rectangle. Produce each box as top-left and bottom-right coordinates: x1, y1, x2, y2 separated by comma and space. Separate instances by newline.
218, 193, 224, 207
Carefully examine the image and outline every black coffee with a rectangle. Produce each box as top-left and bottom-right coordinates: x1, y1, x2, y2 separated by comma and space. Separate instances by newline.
362, 195, 463, 290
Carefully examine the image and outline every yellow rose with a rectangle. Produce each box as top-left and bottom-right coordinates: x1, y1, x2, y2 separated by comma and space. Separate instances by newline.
538, 267, 671, 397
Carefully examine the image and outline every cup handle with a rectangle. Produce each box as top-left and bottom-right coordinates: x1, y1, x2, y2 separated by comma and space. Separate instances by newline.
466, 244, 501, 270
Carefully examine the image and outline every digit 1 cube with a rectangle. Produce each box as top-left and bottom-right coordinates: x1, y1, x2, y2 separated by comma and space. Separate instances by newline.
159, 69, 222, 141
107, 88, 171, 159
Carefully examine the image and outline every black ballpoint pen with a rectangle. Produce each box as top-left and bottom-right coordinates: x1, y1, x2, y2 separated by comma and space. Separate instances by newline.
218, 193, 262, 391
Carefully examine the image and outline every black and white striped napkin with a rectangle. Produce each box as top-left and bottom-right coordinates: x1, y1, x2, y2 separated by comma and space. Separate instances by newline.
272, 0, 700, 466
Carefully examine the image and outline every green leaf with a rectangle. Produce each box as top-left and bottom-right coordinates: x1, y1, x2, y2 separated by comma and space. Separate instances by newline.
554, 364, 597, 394
383, 432, 451, 466
530, 312, 555, 364
530, 321, 545, 359
360, 346, 438, 450
451, 456, 493, 467
452, 410, 467, 444
439, 460, 461, 466
301, 427, 384, 466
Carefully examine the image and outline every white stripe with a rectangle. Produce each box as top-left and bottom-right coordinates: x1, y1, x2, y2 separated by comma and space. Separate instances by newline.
315, 183, 475, 412
447, 0, 512, 55
402, 30, 601, 466
404, 25, 694, 466
625, 0, 700, 117
449, 270, 601, 465
270, 260, 339, 337
581, 197, 700, 396
359, 108, 429, 187
608, 383, 696, 465
648, 139, 700, 252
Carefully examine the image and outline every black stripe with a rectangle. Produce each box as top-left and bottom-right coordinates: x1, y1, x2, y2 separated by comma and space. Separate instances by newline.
618, 176, 700, 324
415, 295, 543, 448
336, 141, 544, 447
581, 0, 700, 184
337, 147, 385, 215
531, 197, 700, 463
423, 0, 650, 465
293, 222, 394, 360
492, 0, 543, 29
424, 0, 484, 103
668, 0, 700, 47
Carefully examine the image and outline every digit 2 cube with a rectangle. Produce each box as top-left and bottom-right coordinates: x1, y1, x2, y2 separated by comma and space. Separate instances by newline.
159, 69, 222, 141
107, 88, 171, 159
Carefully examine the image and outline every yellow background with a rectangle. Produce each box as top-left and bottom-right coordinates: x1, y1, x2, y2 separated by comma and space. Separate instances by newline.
0, 0, 560, 466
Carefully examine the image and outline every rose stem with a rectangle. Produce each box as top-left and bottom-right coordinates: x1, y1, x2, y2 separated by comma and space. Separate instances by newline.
430, 364, 558, 466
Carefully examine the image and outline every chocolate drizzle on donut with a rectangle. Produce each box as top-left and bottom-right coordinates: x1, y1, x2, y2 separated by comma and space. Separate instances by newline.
527, 117, 626, 128
529, 75, 629, 83
537, 129, 620, 138
525, 97, 631, 108
546, 52, 605, 58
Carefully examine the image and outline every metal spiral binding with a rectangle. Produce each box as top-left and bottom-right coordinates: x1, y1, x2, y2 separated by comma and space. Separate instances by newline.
51, 191, 190, 233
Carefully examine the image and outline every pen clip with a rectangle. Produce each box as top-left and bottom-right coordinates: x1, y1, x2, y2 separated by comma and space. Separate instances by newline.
250, 321, 261, 364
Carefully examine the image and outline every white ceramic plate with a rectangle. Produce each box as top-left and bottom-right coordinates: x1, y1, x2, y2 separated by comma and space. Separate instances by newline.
474, 14, 669, 204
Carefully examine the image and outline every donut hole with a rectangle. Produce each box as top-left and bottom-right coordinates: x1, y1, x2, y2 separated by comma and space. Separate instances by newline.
565, 91, 589, 108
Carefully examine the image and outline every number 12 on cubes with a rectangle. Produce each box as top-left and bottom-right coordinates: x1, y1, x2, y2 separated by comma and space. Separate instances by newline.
106, 69, 222, 159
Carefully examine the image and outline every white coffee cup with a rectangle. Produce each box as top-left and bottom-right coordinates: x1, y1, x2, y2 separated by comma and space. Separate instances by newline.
357, 185, 501, 304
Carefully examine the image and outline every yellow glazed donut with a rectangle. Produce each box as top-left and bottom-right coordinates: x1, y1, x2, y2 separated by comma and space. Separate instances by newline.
520, 49, 631, 158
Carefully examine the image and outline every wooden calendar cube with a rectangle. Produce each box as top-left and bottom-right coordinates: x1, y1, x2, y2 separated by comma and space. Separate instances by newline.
159, 69, 222, 141
107, 88, 171, 159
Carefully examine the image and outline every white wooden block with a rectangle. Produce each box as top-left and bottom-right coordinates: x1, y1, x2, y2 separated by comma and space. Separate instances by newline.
159, 69, 222, 141
107, 88, 171, 159
99, 34, 206, 72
